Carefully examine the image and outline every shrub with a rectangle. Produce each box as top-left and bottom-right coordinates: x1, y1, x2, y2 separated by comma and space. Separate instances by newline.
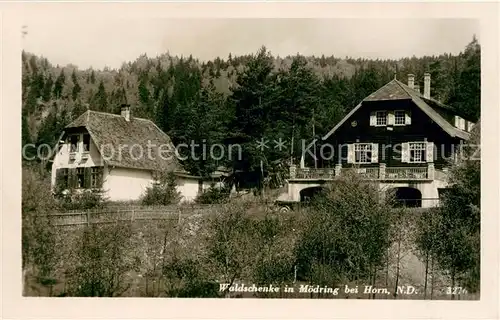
294, 172, 393, 286
195, 183, 231, 204
64, 221, 134, 297
142, 171, 181, 206
22, 166, 59, 295
57, 188, 107, 211
415, 121, 480, 295
163, 257, 219, 297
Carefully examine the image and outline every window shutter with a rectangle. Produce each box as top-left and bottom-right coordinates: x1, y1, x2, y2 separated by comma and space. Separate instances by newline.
347, 144, 355, 164
299, 153, 305, 169
460, 118, 466, 131
68, 168, 77, 189
387, 111, 395, 125
84, 167, 91, 188
96, 167, 104, 188
401, 143, 409, 163
369, 112, 376, 126
405, 111, 412, 125
426, 142, 434, 162
55, 169, 66, 191
371, 143, 379, 163
454, 115, 459, 128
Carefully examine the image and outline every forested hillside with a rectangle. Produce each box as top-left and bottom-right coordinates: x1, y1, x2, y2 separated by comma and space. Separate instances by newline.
22, 37, 480, 186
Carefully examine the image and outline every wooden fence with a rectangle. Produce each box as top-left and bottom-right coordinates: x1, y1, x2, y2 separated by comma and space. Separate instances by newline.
46, 205, 216, 227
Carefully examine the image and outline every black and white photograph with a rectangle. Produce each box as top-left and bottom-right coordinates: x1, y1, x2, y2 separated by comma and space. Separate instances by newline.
1, 2, 499, 319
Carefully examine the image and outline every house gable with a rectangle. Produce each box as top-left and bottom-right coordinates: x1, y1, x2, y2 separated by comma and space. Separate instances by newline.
322, 79, 471, 141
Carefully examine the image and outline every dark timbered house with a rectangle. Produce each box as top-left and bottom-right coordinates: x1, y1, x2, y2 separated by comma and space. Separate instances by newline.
279, 73, 477, 208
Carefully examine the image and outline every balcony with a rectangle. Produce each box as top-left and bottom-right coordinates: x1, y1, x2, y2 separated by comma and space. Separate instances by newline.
291, 163, 443, 181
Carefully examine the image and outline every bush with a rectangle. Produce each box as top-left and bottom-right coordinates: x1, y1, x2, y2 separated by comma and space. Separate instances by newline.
64, 221, 134, 297
294, 172, 393, 286
195, 183, 231, 204
415, 121, 480, 295
57, 188, 107, 211
22, 166, 59, 295
142, 171, 181, 206
163, 257, 219, 297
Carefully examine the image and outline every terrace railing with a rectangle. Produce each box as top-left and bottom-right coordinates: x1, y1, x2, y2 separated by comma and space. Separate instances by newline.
291, 163, 442, 181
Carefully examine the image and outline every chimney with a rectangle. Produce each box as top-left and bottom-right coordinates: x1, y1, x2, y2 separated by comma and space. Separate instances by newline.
120, 104, 130, 121
407, 74, 415, 89
414, 84, 420, 94
423, 72, 431, 99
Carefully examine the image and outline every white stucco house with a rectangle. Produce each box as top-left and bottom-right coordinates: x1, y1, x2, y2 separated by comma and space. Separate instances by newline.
50, 105, 225, 202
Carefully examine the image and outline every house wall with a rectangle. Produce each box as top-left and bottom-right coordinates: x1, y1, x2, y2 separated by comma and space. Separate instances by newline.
103, 166, 153, 202
50, 130, 103, 189
175, 177, 217, 202
317, 99, 461, 170
176, 177, 201, 202
285, 179, 448, 208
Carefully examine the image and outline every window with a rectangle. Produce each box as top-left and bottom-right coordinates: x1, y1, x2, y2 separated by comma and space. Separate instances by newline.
56, 168, 69, 191
355, 143, 373, 163
83, 134, 90, 152
409, 142, 426, 163
376, 111, 387, 126
90, 167, 102, 188
394, 110, 406, 125
76, 167, 85, 188
70, 135, 79, 153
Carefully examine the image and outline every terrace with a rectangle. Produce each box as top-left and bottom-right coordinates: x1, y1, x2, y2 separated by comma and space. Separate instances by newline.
290, 163, 448, 181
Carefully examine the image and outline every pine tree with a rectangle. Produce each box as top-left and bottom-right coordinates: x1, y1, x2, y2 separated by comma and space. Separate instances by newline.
90, 69, 96, 84
94, 80, 108, 112
42, 75, 53, 102
71, 69, 81, 101
452, 36, 481, 121
228, 46, 276, 188
53, 70, 66, 99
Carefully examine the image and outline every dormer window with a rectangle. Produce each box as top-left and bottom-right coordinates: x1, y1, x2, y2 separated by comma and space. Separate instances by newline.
70, 135, 79, 153
83, 134, 90, 152
376, 111, 387, 126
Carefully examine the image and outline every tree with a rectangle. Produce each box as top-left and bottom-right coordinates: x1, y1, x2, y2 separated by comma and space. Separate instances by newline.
417, 120, 480, 296
42, 74, 54, 102
90, 69, 96, 84
71, 69, 81, 101
141, 171, 181, 206
65, 221, 134, 297
451, 36, 481, 121
93, 80, 108, 111
228, 46, 276, 190
294, 172, 393, 294
204, 201, 259, 297
22, 166, 59, 296
271, 56, 322, 164
53, 70, 66, 99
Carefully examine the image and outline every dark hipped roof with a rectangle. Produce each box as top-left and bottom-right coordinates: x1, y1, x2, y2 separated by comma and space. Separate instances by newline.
323, 79, 471, 141
65, 110, 180, 172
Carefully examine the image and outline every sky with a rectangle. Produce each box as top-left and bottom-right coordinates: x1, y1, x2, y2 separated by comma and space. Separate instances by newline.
22, 18, 480, 70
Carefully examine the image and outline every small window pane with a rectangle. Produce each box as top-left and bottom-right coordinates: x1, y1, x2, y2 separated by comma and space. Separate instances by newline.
409, 142, 426, 163
354, 143, 372, 163
376, 111, 387, 126
395, 111, 405, 125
